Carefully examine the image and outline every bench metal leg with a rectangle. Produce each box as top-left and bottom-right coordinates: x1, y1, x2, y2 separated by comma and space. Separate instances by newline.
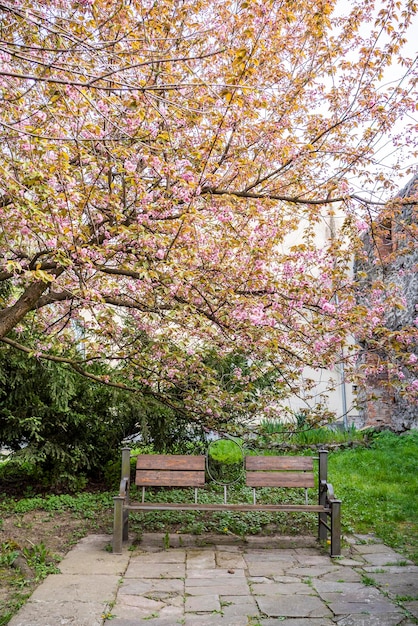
318, 481, 328, 542
318, 510, 328, 542
330, 499, 342, 557
318, 451, 329, 543
123, 508, 129, 541
113, 496, 125, 554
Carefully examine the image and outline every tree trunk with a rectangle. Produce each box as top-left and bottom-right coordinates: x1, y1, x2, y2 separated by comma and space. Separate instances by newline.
0, 280, 53, 338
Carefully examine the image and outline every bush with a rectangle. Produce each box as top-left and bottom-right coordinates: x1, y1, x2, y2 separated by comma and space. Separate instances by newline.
0, 341, 179, 490
207, 438, 244, 484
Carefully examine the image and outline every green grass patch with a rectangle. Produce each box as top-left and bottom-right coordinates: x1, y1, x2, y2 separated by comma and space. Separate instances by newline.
257, 420, 365, 446
1, 430, 417, 565
329, 430, 418, 563
0, 492, 114, 517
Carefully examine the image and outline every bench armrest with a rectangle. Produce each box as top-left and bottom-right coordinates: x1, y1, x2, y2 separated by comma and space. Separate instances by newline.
325, 481, 337, 501
119, 476, 130, 498
320, 479, 340, 503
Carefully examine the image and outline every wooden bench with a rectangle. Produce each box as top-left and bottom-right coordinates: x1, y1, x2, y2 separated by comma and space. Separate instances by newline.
113, 448, 341, 556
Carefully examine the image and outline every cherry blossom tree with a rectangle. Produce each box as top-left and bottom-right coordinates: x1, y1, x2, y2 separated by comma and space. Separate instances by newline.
0, 0, 417, 425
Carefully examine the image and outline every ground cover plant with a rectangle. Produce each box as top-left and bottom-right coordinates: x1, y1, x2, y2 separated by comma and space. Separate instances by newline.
0, 428, 417, 624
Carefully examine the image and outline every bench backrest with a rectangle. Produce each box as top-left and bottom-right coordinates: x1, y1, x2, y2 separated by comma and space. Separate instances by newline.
135, 454, 206, 487
245, 456, 315, 488
133, 453, 317, 489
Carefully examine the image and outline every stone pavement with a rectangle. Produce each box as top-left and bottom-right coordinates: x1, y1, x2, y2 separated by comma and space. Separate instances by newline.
8, 533, 418, 626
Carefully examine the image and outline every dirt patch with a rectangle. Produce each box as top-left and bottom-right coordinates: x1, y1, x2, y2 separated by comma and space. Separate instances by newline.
0, 509, 112, 623
2, 511, 90, 556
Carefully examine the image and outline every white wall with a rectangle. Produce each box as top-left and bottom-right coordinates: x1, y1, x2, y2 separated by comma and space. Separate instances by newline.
276, 206, 359, 427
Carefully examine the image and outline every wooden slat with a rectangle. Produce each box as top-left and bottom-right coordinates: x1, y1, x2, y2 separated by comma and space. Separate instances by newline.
246, 471, 315, 488
135, 469, 205, 487
125, 502, 328, 513
136, 455, 205, 471
245, 456, 313, 471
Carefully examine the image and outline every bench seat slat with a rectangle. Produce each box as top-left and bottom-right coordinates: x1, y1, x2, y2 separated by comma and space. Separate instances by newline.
136, 455, 205, 471
124, 502, 329, 513
136, 469, 205, 487
246, 471, 315, 488
246, 456, 313, 471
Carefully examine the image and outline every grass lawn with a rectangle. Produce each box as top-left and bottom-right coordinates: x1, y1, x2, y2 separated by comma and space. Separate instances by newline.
330, 430, 418, 562
0, 429, 417, 624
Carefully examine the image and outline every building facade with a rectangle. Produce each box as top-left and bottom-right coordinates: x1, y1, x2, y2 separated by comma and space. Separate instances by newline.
354, 176, 418, 431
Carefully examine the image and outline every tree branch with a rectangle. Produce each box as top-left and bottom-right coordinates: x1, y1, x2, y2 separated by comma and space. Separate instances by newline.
0, 279, 56, 338
201, 186, 418, 207
0, 336, 203, 420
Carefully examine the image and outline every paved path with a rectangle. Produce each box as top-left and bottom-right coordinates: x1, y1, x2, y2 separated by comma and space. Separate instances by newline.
8, 533, 418, 626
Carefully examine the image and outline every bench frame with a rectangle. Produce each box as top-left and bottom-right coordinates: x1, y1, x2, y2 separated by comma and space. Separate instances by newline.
113, 448, 341, 556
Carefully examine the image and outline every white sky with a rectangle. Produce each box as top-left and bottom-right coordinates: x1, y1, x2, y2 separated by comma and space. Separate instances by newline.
335, 0, 418, 199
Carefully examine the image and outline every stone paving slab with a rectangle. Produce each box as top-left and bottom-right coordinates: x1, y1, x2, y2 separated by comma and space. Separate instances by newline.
336, 616, 407, 626
45, 533, 130, 578
64, 534, 112, 553
186, 548, 216, 568
114, 594, 165, 613
286, 564, 340, 577
358, 549, 412, 567
336, 557, 366, 566
124, 560, 186, 578
244, 549, 298, 561
295, 554, 334, 565
253, 574, 300, 583
320, 566, 362, 582
7, 600, 107, 626
256, 593, 334, 618
353, 543, 399, 554
246, 561, 286, 576
244, 535, 317, 548
184, 615, 244, 625
221, 605, 259, 621
368, 570, 418, 596
363, 564, 418, 574
29, 573, 120, 603
216, 551, 247, 568
131, 549, 185, 563
186, 567, 246, 578
104, 617, 175, 626
7, 532, 418, 626
314, 581, 403, 615
251, 580, 313, 595
185, 581, 250, 595
110, 599, 184, 621
57, 534, 129, 576
220, 595, 258, 616
295, 547, 324, 555
260, 617, 335, 626
184, 593, 220, 612
327, 598, 402, 616
59, 554, 128, 576
314, 580, 375, 594
347, 533, 384, 544
405, 600, 418, 619
118, 577, 184, 596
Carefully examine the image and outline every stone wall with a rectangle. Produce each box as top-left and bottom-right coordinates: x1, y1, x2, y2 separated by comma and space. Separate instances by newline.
354, 176, 418, 431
